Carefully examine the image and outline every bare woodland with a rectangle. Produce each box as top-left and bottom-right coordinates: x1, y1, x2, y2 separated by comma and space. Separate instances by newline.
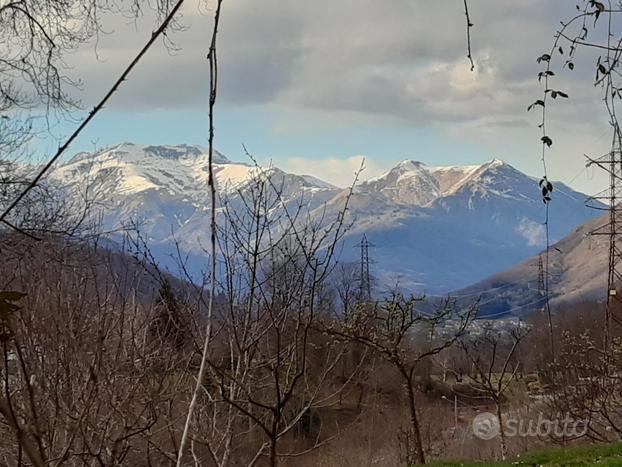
4, 0, 622, 466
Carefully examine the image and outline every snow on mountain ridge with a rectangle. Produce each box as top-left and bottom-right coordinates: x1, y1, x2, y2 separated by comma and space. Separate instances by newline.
46, 144, 602, 295
359, 158, 517, 207
67, 142, 229, 165
61, 144, 514, 206
427, 164, 481, 194
360, 160, 440, 206
55, 144, 339, 202
48, 144, 343, 259
332, 157, 600, 293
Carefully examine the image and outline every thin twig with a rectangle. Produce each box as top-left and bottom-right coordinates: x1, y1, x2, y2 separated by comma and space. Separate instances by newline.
1, 219, 41, 241
463, 0, 475, 71
176, 1, 224, 465
535, 8, 583, 363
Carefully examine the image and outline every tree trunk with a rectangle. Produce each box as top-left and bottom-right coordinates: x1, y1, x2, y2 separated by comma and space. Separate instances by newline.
269, 436, 277, 467
404, 377, 425, 464
496, 402, 508, 460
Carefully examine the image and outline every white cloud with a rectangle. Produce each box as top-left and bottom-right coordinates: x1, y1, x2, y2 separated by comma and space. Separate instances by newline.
516, 218, 546, 247
283, 156, 391, 188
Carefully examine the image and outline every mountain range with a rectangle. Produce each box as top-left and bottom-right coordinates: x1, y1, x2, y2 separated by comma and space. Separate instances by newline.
49, 143, 602, 295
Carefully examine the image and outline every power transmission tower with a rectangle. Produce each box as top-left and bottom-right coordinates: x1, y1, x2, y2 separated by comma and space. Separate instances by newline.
586, 129, 622, 344
356, 234, 374, 301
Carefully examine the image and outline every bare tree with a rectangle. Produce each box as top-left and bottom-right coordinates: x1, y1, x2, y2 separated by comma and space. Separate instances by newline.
459, 322, 530, 460
0, 0, 186, 237
542, 307, 622, 444
173, 166, 365, 467
0, 234, 196, 466
330, 293, 476, 465
333, 262, 360, 319
0, 0, 180, 114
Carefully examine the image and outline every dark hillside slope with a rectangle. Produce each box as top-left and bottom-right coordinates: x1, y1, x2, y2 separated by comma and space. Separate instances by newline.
449, 212, 609, 317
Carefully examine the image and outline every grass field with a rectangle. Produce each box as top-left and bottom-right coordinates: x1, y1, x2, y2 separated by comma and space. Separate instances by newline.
427, 442, 622, 466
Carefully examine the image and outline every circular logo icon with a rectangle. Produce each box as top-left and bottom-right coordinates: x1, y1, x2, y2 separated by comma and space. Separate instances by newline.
472, 412, 500, 440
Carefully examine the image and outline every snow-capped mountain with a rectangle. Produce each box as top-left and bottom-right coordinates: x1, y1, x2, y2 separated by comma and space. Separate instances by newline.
50, 143, 601, 294
54, 143, 338, 241
315, 158, 602, 292
56, 142, 336, 200
359, 160, 482, 206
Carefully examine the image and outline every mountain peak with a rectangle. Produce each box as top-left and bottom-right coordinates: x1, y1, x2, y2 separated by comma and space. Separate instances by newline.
56, 142, 340, 204
143, 144, 203, 159
138, 143, 230, 164
359, 157, 531, 208
482, 158, 506, 169
69, 143, 230, 165
395, 159, 426, 171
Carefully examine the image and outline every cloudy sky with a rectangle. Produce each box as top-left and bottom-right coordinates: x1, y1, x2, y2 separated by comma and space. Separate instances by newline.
43, 0, 614, 194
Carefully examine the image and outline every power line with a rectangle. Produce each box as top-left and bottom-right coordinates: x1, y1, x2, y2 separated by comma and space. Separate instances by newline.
478, 297, 548, 319
425, 281, 517, 299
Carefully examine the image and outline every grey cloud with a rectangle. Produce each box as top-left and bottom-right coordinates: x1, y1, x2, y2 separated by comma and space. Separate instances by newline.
64, 0, 610, 130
